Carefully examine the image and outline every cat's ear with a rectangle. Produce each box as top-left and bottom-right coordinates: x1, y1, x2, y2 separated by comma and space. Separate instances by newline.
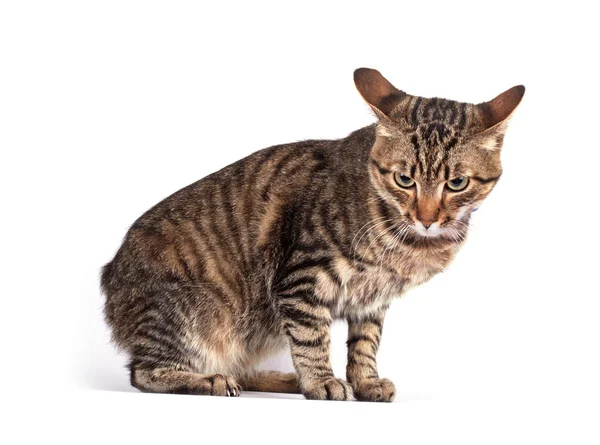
477, 85, 525, 133
354, 68, 406, 120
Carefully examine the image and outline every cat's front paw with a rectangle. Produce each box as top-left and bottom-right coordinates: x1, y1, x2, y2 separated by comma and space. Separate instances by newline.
352, 378, 395, 402
302, 377, 354, 401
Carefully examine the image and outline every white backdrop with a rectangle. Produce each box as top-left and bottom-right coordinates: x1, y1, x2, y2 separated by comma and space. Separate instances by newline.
2, 1, 599, 443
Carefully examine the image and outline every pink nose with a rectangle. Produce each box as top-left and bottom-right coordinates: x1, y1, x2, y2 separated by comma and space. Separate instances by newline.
419, 219, 436, 229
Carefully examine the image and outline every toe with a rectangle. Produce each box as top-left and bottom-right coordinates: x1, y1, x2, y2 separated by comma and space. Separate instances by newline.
210, 374, 228, 396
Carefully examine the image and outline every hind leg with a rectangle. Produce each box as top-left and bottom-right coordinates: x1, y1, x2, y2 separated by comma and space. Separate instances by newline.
238, 371, 300, 394
131, 366, 242, 396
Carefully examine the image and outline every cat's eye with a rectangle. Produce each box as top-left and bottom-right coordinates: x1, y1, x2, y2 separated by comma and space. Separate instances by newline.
447, 176, 469, 191
394, 172, 415, 188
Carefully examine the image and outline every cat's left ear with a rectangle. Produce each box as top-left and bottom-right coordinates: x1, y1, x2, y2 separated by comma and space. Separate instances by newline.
477, 85, 525, 133
354, 68, 406, 120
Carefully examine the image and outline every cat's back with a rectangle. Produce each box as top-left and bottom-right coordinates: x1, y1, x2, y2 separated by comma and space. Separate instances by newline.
129, 136, 340, 246
102, 134, 354, 293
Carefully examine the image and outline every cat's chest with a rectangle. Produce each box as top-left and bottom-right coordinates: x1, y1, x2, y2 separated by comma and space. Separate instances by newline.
316, 246, 457, 319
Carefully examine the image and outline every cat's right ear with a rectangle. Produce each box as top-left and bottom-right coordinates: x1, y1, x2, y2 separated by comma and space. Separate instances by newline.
354, 68, 406, 120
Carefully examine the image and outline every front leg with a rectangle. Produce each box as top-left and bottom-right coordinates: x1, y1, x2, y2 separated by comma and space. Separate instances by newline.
346, 312, 396, 402
280, 293, 354, 401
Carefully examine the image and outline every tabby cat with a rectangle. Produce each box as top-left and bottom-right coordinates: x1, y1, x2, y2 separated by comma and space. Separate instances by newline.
101, 68, 524, 401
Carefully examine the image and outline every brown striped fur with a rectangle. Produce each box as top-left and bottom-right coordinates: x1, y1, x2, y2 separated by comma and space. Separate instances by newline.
101, 68, 524, 401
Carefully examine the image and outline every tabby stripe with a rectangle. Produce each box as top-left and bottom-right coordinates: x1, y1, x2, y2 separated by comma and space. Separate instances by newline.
348, 356, 377, 371
417, 150, 426, 176
252, 147, 291, 191
287, 330, 326, 348
285, 317, 318, 329
371, 159, 391, 175
178, 225, 207, 281
410, 134, 419, 152
177, 250, 196, 281
446, 137, 458, 150
346, 334, 377, 347
277, 289, 321, 303
293, 351, 330, 364
410, 163, 417, 178
277, 275, 316, 293
294, 360, 332, 376
349, 350, 377, 362
161, 219, 196, 282
296, 361, 332, 375
284, 256, 332, 276
279, 292, 331, 311
131, 314, 160, 335
136, 330, 188, 357
265, 154, 319, 202
127, 302, 160, 326
282, 306, 328, 327
449, 104, 458, 125
422, 98, 437, 120
411, 97, 423, 124
322, 266, 343, 288
314, 206, 356, 261
206, 186, 239, 269
433, 160, 444, 179
278, 289, 311, 300
459, 102, 467, 128
362, 318, 383, 330
472, 175, 501, 184
245, 147, 279, 184
294, 240, 331, 253
222, 175, 250, 275
261, 150, 303, 200
193, 221, 241, 298
130, 347, 183, 368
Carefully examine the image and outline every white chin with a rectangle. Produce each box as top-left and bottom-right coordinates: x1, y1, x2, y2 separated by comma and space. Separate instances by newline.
412, 223, 444, 238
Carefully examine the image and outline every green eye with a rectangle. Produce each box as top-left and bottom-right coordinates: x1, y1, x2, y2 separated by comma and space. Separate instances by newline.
447, 176, 469, 191
394, 172, 415, 188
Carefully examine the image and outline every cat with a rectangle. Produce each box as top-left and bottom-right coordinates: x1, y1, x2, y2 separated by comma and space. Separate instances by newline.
101, 68, 524, 401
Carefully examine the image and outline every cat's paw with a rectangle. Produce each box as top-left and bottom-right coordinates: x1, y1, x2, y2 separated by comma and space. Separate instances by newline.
303, 377, 354, 401
352, 378, 395, 402
209, 374, 241, 397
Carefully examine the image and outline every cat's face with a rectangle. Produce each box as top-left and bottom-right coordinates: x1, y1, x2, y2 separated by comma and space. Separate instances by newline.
368, 118, 502, 240
354, 68, 524, 241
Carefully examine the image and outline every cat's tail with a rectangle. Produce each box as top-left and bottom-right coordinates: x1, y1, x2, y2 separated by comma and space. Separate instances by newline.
237, 371, 300, 394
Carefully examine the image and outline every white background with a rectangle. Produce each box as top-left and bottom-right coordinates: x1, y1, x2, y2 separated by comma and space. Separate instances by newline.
2, 1, 599, 443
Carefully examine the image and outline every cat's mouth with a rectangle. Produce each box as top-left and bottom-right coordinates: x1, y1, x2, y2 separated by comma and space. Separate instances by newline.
409, 218, 467, 244
411, 221, 444, 238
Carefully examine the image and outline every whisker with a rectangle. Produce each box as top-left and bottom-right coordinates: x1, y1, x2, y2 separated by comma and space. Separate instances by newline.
364, 222, 397, 259
350, 216, 388, 254
380, 225, 410, 268
352, 218, 393, 261
377, 226, 403, 269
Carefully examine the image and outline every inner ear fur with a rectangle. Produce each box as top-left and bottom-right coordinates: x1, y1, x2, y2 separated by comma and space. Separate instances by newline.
354, 68, 406, 118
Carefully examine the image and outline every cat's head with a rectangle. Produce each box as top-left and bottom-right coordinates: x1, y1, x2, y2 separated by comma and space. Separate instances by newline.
355, 68, 524, 241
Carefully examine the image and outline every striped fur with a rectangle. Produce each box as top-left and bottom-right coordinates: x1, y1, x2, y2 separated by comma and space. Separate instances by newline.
101, 68, 524, 401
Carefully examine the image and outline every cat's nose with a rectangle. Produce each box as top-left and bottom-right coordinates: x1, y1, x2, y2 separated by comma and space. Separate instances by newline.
416, 199, 440, 230
419, 220, 435, 229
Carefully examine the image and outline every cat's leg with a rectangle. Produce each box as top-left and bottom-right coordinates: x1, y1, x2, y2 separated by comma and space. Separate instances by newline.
279, 295, 354, 401
126, 295, 243, 397
130, 365, 241, 396
346, 312, 396, 402
237, 371, 300, 393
